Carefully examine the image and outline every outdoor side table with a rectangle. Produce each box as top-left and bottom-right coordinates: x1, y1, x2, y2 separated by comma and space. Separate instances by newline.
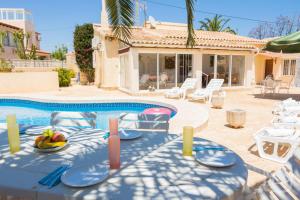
211, 95, 224, 109
227, 109, 246, 128
211, 90, 225, 109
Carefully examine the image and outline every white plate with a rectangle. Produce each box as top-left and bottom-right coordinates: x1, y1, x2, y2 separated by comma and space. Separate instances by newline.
61, 164, 109, 187
25, 126, 53, 135
34, 140, 69, 153
119, 130, 143, 140
195, 149, 236, 167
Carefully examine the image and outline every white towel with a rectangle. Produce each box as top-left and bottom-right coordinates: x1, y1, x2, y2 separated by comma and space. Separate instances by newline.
265, 128, 295, 137
279, 117, 298, 123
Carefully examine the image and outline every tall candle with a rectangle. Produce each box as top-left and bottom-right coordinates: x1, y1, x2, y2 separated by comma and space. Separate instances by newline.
6, 115, 20, 154
182, 126, 193, 156
109, 118, 118, 135
108, 118, 120, 169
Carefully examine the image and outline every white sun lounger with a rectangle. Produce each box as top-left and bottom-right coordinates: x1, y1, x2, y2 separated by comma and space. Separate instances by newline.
189, 79, 224, 103
254, 147, 300, 200
254, 127, 300, 163
164, 78, 198, 99
272, 115, 300, 129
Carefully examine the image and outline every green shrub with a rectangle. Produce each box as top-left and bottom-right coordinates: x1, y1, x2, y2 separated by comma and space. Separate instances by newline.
55, 68, 72, 87
69, 69, 76, 78
0, 59, 13, 72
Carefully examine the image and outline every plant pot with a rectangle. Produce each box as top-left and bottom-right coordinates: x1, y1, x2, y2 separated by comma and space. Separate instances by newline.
80, 72, 88, 85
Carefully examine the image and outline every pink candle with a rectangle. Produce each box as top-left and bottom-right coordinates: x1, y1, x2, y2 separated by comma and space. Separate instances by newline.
109, 118, 119, 135
108, 118, 120, 169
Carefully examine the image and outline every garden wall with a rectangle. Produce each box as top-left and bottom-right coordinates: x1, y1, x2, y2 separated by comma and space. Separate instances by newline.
0, 72, 59, 93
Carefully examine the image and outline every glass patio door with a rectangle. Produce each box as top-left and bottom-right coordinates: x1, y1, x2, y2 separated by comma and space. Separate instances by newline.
177, 54, 193, 87
217, 55, 229, 86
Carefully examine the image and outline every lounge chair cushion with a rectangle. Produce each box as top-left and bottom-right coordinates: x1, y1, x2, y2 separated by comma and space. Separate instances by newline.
264, 128, 295, 137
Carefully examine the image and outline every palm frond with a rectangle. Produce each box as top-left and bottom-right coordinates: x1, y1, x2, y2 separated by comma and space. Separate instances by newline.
223, 27, 237, 34
106, 0, 134, 44
185, 0, 196, 47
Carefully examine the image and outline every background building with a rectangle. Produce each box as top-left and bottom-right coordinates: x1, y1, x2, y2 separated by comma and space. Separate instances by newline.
0, 8, 50, 59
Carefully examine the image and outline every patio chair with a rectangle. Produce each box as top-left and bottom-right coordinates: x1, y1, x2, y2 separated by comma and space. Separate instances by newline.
254, 127, 300, 163
165, 78, 198, 99
254, 147, 300, 200
278, 75, 294, 94
119, 113, 170, 132
262, 77, 276, 95
50, 112, 97, 129
272, 115, 300, 129
159, 72, 168, 88
189, 79, 224, 103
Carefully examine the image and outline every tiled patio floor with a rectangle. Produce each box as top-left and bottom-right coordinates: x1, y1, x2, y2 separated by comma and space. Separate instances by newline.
2, 85, 300, 190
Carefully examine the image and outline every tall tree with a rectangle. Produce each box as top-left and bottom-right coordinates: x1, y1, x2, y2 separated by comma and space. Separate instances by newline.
249, 14, 300, 39
0, 31, 6, 53
199, 15, 236, 34
13, 30, 37, 60
51, 44, 68, 61
105, 0, 196, 47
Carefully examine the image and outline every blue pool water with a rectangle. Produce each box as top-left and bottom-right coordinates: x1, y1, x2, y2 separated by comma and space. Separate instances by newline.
0, 99, 176, 130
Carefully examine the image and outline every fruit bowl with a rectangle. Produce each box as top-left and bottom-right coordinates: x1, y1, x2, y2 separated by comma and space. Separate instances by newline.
34, 129, 69, 153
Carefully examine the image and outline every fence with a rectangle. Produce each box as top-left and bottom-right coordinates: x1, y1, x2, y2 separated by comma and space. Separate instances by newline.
8, 59, 66, 68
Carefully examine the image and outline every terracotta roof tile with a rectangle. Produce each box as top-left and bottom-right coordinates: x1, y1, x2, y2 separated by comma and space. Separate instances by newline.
97, 25, 266, 50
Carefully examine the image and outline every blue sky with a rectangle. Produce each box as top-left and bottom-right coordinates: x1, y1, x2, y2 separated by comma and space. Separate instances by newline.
1, 0, 299, 52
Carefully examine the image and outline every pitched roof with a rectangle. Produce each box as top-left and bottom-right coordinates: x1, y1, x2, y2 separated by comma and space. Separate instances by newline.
126, 28, 265, 50
0, 22, 21, 30
94, 24, 266, 50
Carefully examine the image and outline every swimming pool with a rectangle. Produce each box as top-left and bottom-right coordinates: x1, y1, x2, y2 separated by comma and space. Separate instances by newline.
0, 98, 176, 130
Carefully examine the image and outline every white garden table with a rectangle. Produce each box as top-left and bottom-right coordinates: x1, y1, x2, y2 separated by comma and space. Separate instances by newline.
0, 128, 247, 200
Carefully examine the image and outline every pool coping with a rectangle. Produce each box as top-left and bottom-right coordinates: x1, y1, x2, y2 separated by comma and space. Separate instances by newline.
0, 95, 209, 134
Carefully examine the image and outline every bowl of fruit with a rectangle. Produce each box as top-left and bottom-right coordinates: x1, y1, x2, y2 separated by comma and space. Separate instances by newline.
34, 129, 69, 152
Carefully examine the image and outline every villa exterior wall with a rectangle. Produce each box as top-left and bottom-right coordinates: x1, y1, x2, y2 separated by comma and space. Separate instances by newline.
99, 38, 119, 89
254, 55, 266, 83
0, 72, 59, 93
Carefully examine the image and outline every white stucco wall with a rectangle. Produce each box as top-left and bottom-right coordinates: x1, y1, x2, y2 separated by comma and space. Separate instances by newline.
245, 54, 256, 87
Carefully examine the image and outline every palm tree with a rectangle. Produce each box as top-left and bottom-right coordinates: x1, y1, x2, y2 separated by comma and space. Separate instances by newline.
105, 0, 196, 47
199, 15, 236, 34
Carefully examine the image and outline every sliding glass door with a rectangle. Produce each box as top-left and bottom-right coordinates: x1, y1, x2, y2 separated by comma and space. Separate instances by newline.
202, 54, 245, 87
177, 54, 193, 87
138, 53, 193, 90
231, 56, 245, 86
159, 54, 176, 89
217, 55, 230, 86
139, 53, 157, 90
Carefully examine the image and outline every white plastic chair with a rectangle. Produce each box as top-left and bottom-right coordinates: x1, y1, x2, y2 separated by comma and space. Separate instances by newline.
165, 78, 198, 99
51, 112, 97, 129
254, 127, 300, 163
262, 77, 276, 95
159, 72, 168, 87
189, 79, 224, 103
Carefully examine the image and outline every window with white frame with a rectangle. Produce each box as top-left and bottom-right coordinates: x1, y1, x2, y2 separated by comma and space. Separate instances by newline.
283, 59, 296, 75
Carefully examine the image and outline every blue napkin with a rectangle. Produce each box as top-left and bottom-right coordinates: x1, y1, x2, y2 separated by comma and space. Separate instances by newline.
39, 165, 70, 188
193, 146, 226, 152
103, 132, 110, 139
